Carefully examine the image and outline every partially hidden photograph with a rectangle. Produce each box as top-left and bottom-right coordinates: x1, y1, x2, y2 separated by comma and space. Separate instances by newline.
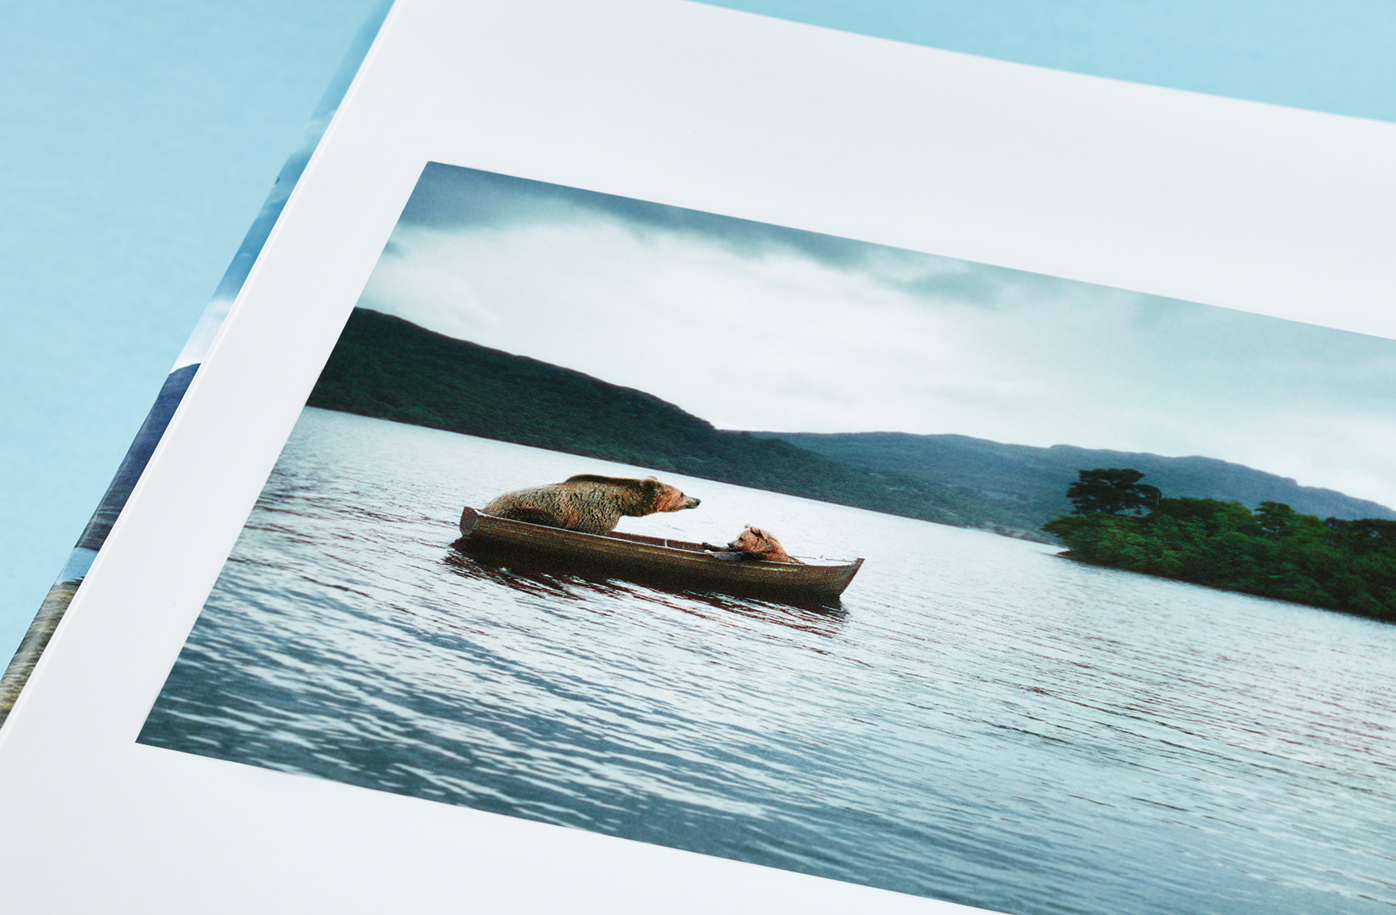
139, 164, 1396, 915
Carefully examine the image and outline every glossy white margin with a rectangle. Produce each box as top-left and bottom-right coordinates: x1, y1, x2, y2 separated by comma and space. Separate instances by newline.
1, 1, 1393, 912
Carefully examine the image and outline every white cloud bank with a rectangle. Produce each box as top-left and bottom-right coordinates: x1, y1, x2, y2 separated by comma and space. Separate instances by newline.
352, 179, 1396, 510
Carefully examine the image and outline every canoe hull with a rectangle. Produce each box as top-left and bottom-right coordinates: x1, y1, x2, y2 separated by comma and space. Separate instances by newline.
457, 508, 862, 606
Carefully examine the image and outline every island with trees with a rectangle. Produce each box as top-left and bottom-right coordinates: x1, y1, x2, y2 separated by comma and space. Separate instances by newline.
1044, 469, 1396, 622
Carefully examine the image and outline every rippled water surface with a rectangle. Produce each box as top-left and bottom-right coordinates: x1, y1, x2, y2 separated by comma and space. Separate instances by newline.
141, 408, 1396, 914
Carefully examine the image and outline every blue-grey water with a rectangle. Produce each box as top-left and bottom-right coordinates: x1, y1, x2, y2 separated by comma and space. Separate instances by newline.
140, 407, 1396, 914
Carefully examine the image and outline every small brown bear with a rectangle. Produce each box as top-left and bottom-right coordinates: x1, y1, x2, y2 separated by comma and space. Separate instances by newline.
726, 526, 801, 564
482, 474, 700, 535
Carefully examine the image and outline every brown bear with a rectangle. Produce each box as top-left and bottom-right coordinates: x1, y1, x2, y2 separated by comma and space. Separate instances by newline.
482, 474, 700, 535
725, 526, 801, 564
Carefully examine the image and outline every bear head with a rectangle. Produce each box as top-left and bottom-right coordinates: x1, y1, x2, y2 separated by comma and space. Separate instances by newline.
640, 476, 701, 514
727, 525, 793, 561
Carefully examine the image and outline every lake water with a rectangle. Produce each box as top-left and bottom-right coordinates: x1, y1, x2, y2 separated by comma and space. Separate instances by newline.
140, 407, 1396, 914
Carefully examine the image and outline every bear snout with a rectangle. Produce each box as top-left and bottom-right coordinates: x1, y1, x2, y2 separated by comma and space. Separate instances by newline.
659, 488, 700, 512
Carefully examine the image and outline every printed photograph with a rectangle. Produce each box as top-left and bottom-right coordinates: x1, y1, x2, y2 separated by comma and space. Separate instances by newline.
140, 164, 1396, 915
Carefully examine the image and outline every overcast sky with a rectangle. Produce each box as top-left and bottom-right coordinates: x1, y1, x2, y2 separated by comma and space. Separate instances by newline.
356, 163, 1396, 510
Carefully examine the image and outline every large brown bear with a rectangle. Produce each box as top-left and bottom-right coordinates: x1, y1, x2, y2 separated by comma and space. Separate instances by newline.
482, 474, 700, 535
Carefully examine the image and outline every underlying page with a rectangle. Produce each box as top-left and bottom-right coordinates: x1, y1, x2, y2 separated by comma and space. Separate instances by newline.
0, 1, 394, 729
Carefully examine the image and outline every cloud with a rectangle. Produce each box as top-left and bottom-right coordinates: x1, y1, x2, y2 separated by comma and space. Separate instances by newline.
173, 295, 234, 369
400, 164, 991, 292
353, 165, 1396, 509
358, 235, 498, 339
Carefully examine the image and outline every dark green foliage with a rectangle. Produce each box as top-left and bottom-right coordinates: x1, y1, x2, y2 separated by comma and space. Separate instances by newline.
1044, 470, 1396, 622
309, 309, 982, 528
1066, 468, 1162, 516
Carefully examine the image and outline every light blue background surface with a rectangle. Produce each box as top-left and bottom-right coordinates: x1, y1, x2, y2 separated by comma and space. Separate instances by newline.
3, 1, 1394, 662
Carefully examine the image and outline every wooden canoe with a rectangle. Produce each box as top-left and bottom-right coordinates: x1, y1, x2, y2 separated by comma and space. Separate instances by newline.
456, 507, 863, 605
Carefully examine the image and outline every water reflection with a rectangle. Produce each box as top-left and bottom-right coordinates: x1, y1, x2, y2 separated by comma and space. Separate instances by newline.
442, 545, 847, 641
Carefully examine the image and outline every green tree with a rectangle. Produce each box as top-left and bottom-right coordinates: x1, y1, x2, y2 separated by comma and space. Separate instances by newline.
1256, 501, 1297, 537
1066, 468, 1162, 516
1044, 470, 1396, 623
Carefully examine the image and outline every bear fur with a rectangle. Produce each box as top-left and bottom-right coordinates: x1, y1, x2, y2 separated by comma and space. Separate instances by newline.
725, 526, 801, 564
482, 474, 700, 535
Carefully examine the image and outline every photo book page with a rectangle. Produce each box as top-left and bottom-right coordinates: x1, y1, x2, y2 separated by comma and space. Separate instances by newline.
1, 2, 1393, 913
140, 163, 1396, 915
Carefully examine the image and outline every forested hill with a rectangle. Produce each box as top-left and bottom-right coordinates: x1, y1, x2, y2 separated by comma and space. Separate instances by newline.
307, 309, 984, 530
767, 432, 1396, 536
308, 308, 1393, 542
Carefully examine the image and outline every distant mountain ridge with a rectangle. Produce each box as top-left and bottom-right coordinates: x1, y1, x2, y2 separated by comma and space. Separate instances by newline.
308, 308, 1393, 543
765, 432, 1395, 539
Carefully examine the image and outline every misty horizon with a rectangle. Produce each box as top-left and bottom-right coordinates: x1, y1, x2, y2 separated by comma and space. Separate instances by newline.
351, 164, 1396, 508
